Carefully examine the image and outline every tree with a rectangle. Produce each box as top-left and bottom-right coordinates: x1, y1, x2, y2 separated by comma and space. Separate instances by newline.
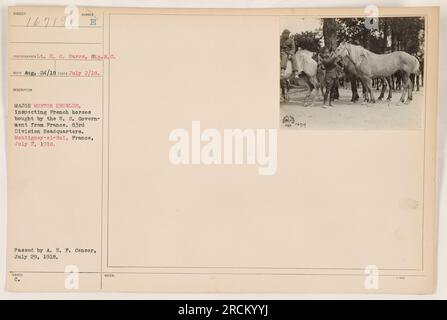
293, 31, 322, 52
336, 18, 370, 47
323, 18, 337, 51
334, 17, 424, 54
388, 17, 424, 54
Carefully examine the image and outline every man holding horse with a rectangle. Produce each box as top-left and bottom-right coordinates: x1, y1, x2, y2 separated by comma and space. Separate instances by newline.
320, 47, 340, 106
280, 29, 299, 78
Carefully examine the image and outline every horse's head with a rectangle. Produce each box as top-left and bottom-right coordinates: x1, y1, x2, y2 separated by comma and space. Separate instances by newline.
334, 41, 349, 58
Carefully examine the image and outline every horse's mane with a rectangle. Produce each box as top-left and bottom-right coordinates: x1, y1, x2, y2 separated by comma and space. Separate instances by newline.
346, 43, 373, 64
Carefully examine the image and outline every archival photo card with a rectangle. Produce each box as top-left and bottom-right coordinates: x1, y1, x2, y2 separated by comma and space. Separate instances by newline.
6, 6, 439, 293
280, 16, 426, 129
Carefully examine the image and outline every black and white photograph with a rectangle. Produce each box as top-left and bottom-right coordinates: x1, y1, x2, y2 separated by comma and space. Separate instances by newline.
280, 16, 426, 129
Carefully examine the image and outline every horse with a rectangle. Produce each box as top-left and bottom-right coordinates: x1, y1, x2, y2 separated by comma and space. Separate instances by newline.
334, 41, 420, 103
340, 56, 365, 102
280, 48, 322, 106
280, 77, 291, 102
315, 52, 390, 104
377, 77, 393, 101
317, 52, 378, 104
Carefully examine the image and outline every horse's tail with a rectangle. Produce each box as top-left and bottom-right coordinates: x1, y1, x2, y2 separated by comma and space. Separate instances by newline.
413, 55, 421, 76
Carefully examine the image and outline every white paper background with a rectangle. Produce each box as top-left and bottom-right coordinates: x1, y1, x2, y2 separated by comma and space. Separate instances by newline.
0, 0, 445, 299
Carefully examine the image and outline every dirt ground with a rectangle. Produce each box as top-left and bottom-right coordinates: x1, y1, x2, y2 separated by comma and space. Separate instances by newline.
280, 84, 424, 129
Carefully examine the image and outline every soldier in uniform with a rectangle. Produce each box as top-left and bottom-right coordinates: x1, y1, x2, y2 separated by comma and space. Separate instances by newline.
280, 29, 299, 78
320, 46, 340, 106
